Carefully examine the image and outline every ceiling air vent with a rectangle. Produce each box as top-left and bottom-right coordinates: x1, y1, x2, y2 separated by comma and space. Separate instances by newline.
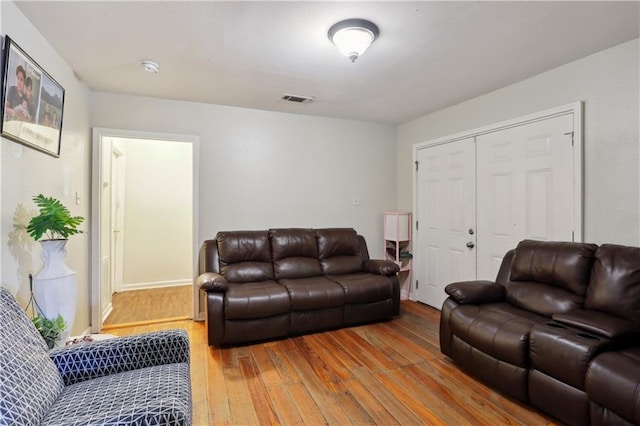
281, 93, 315, 103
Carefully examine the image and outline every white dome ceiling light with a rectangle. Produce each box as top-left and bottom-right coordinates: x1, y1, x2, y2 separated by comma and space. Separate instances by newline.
328, 19, 379, 63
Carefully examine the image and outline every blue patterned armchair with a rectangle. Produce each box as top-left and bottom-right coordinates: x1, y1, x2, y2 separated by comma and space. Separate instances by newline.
0, 288, 192, 425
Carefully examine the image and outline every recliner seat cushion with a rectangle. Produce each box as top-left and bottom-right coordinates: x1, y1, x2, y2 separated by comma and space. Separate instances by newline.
217, 231, 274, 283
586, 244, 640, 322
329, 273, 393, 304
315, 228, 362, 275
270, 228, 322, 279
40, 363, 191, 426
449, 302, 547, 367
224, 281, 290, 319
586, 347, 640, 425
279, 277, 345, 310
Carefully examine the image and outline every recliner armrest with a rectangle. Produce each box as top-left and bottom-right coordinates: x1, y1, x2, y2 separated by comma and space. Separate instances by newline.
552, 309, 640, 339
363, 259, 400, 275
445, 280, 505, 304
197, 272, 228, 292
50, 329, 190, 385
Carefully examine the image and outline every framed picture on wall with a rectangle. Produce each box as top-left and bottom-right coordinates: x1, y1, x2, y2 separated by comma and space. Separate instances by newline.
0, 35, 65, 157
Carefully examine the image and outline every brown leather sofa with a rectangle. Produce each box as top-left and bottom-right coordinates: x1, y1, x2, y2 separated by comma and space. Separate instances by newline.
198, 227, 400, 346
440, 240, 640, 426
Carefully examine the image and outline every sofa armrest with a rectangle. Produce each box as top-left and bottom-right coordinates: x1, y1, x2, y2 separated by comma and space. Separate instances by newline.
445, 280, 505, 304
49, 329, 190, 385
552, 309, 640, 339
197, 272, 228, 292
363, 259, 400, 275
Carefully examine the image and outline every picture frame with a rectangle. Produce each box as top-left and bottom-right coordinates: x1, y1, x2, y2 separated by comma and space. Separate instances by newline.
1, 36, 65, 157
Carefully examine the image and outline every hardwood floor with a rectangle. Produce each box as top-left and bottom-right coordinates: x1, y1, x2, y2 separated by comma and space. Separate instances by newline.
109, 301, 559, 425
103, 285, 191, 327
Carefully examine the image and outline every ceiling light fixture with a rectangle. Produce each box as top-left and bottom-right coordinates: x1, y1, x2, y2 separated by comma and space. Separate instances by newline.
140, 60, 159, 73
328, 19, 379, 63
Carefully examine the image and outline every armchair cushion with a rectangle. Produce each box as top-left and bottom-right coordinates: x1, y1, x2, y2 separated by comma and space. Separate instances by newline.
445, 280, 505, 304
50, 330, 190, 386
40, 363, 191, 426
0, 288, 64, 426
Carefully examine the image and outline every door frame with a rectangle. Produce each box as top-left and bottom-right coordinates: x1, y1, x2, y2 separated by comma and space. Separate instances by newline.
90, 128, 200, 332
110, 144, 125, 295
411, 101, 583, 302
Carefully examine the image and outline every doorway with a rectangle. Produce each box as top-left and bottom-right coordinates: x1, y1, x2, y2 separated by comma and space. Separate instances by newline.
91, 128, 199, 332
413, 103, 583, 309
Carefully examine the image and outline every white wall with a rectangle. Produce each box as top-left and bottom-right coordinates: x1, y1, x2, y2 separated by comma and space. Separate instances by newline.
398, 38, 640, 246
116, 137, 192, 289
90, 94, 397, 259
1, 2, 91, 334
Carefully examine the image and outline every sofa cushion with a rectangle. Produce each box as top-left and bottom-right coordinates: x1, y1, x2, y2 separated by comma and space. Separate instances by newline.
270, 228, 322, 279
329, 273, 393, 304
224, 281, 290, 320
217, 231, 274, 283
278, 277, 345, 310
449, 302, 547, 367
0, 288, 64, 426
41, 363, 191, 426
505, 281, 584, 317
586, 244, 640, 322
510, 240, 597, 296
315, 228, 362, 275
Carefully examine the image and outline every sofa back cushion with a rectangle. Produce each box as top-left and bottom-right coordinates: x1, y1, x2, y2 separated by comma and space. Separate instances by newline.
315, 228, 362, 275
0, 288, 64, 426
216, 231, 274, 283
506, 240, 597, 316
270, 228, 322, 279
586, 244, 640, 322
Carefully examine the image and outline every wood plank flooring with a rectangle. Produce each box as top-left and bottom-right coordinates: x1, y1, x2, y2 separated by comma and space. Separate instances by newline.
109, 301, 559, 425
103, 285, 191, 326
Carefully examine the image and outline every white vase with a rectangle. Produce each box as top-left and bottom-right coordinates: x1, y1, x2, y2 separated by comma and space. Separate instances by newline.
33, 239, 77, 346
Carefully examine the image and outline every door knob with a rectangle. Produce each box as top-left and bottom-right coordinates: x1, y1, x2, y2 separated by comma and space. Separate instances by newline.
468, 228, 475, 235
466, 241, 475, 249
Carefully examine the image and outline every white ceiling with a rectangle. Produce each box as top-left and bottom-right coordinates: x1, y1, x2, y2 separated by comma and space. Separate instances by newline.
14, 1, 640, 124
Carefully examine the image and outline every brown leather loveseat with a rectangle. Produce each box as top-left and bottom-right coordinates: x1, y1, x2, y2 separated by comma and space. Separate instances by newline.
440, 239, 640, 426
198, 227, 400, 346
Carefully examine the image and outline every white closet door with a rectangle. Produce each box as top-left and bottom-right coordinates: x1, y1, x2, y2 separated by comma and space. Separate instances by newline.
476, 114, 575, 280
415, 138, 477, 309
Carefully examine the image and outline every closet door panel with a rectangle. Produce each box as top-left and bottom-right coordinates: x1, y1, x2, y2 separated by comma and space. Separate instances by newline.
415, 138, 476, 309
476, 114, 574, 281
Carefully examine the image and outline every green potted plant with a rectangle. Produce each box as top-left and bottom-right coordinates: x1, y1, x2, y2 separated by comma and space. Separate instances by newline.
27, 194, 84, 347
27, 194, 84, 241
31, 314, 66, 349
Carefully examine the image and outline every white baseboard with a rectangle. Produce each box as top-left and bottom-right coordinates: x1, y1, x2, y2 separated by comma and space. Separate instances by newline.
79, 326, 92, 336
101, 303, 113, 323
122, 279, 192, 292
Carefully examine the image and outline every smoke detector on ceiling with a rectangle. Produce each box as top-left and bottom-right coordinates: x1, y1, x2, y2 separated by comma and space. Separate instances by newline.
281, 93, 315, 103
140, 60, 159, 73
